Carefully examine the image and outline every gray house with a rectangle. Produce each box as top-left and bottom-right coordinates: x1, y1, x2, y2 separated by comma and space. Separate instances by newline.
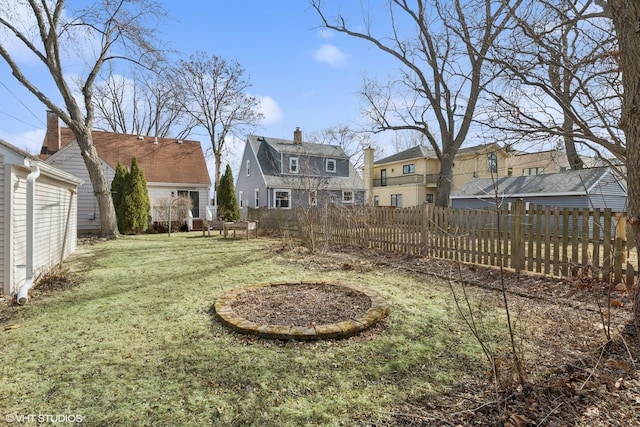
450, 167, 627, 211
235, 128, 366, 214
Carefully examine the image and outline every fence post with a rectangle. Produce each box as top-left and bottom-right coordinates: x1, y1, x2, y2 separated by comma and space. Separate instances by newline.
614, 212, 626, 284
512, 199, 526, 272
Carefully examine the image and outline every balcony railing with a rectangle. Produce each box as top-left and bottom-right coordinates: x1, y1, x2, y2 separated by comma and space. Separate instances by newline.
373, 173, 439, 187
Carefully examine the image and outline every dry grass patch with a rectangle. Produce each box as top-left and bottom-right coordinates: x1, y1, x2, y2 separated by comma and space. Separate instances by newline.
0, 234, 509, 426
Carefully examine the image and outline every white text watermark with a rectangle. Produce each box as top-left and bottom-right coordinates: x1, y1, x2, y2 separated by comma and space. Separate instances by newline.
5, 414, 84, 423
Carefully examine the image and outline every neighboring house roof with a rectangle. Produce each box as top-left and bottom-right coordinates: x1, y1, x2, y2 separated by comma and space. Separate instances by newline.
451, 167, 623, 199
246, 134, 366, 191
374, 143, 502, 165
42, 125, 210, 185
374, 145, 435, 164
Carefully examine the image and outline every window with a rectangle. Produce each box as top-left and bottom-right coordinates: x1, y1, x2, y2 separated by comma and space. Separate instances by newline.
326, 158, 336, 173
403, 164, 415, 174
239, 191, 244, 209
177, 190, 200, 218
309, 191, 317, 206
523, 167, 544, 176
426, 193, 434, 204
342, 191, 353, 203
373, 195, 379, 206
507, 167, 513, 177
380, 169, 387, 186
254, 189, 259, 207
290, 157, 299, 173
246, 160, 250, 176
391, 194, 402, 208
487, 152, 498, 173
274, 190, 290, 208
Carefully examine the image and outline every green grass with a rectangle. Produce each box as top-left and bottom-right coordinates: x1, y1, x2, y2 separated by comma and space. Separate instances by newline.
0, 234, 508, 426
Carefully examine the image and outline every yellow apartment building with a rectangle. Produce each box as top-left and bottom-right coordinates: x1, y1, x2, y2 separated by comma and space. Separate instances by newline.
363, 143, 509, 207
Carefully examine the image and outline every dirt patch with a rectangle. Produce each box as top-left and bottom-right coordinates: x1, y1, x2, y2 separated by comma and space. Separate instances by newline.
229, 283, 372, 326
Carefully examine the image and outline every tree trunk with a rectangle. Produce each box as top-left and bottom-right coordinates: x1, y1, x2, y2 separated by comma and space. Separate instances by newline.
435, 154, 454, 208
76, 130, 120, 238
607, 0, 640, 330
214, 150, 222, 194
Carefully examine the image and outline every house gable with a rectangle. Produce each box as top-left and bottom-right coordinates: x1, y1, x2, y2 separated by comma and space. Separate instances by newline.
40, 115, 211, 231
237, 132, 365, 210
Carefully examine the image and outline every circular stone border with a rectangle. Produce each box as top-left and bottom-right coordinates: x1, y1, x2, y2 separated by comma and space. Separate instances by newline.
214, 281, 390, 340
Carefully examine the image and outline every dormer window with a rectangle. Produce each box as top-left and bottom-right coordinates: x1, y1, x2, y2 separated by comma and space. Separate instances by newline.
326, 158, 336, 173
290, 157, 299, 173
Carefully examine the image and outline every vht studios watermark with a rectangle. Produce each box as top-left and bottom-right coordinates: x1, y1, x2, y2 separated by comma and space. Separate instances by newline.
5, 414, 85, 423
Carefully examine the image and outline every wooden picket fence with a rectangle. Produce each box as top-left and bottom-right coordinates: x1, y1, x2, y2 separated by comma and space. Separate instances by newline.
248, 202, 633, 283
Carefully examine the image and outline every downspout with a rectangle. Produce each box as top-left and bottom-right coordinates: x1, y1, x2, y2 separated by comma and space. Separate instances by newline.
17, 161, 40, 305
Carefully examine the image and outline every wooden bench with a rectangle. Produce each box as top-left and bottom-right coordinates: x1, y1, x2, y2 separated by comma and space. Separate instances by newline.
201, 220, 225, 236
223, 221, 258, 240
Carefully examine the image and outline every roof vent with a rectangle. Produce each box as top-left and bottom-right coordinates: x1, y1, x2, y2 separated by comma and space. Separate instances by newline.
137, 135, 144, 140
257, 136, 265, 142
177, 140, 183, 144
153, 137, 158, 144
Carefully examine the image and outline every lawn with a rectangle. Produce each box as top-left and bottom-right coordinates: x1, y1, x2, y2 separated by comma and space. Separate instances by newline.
0, 233, 509, 426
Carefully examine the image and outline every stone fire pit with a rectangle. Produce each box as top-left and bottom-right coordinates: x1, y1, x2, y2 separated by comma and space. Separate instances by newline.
214, 281, 389, 340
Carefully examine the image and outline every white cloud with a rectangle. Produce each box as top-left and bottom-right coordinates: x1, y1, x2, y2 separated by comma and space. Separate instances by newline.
257, 95, 283, 125
0, 128, 45, 155
316, 29, 334, 40
313, 44, 348, 67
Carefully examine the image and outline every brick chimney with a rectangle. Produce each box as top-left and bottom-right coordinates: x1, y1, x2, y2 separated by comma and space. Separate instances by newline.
293, 127, 302, 145
44, 110, 61, 154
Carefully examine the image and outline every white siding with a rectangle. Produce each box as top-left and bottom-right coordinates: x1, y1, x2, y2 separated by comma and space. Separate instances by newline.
46, 143, 114, 233
8, 167, 78, 296
0, 159, 5, 294
33, 174, 78, 274
11, 168, 28, 295
148, 184, 209, 221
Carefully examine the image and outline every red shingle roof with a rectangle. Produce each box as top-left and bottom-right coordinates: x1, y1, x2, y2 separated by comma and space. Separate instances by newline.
44, 127, 210, 185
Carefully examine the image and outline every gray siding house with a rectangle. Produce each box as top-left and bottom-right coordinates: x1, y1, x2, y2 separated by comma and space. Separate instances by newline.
235, 128, 366, 215
450, 167, 627, 211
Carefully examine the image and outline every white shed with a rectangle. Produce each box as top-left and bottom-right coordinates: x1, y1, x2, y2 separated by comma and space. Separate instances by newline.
0, 139, 82, 303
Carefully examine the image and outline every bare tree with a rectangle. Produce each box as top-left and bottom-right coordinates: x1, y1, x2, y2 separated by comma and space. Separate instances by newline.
310, 124, 376, 172
170, 51, 263, 190
312, 0, 521, 207
0, 0, 165, 238
91, 64, 196, 139
594, 0, 640, 330
487, 0, 621, 170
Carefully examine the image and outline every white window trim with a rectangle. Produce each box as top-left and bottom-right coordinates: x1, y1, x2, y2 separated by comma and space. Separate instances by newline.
342, 190, 353, 203
290, 157, 299, 173
326, 158, 337, 173
254, 189, 259, 208
239, 191, 244, 209
274, 189, 291, 209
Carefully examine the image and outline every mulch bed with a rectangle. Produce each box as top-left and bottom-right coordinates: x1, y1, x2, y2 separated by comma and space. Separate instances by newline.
229, 283, 372, 326
272, 244, 640, 426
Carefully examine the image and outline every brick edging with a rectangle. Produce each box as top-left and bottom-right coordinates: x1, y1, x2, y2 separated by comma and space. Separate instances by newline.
214, 281, 389, 340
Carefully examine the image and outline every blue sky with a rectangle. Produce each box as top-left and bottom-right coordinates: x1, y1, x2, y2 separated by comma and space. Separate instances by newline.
0, 1, 397, 167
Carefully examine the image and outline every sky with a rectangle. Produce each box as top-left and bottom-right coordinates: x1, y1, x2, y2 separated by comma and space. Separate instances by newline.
0, 1, 399, 174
